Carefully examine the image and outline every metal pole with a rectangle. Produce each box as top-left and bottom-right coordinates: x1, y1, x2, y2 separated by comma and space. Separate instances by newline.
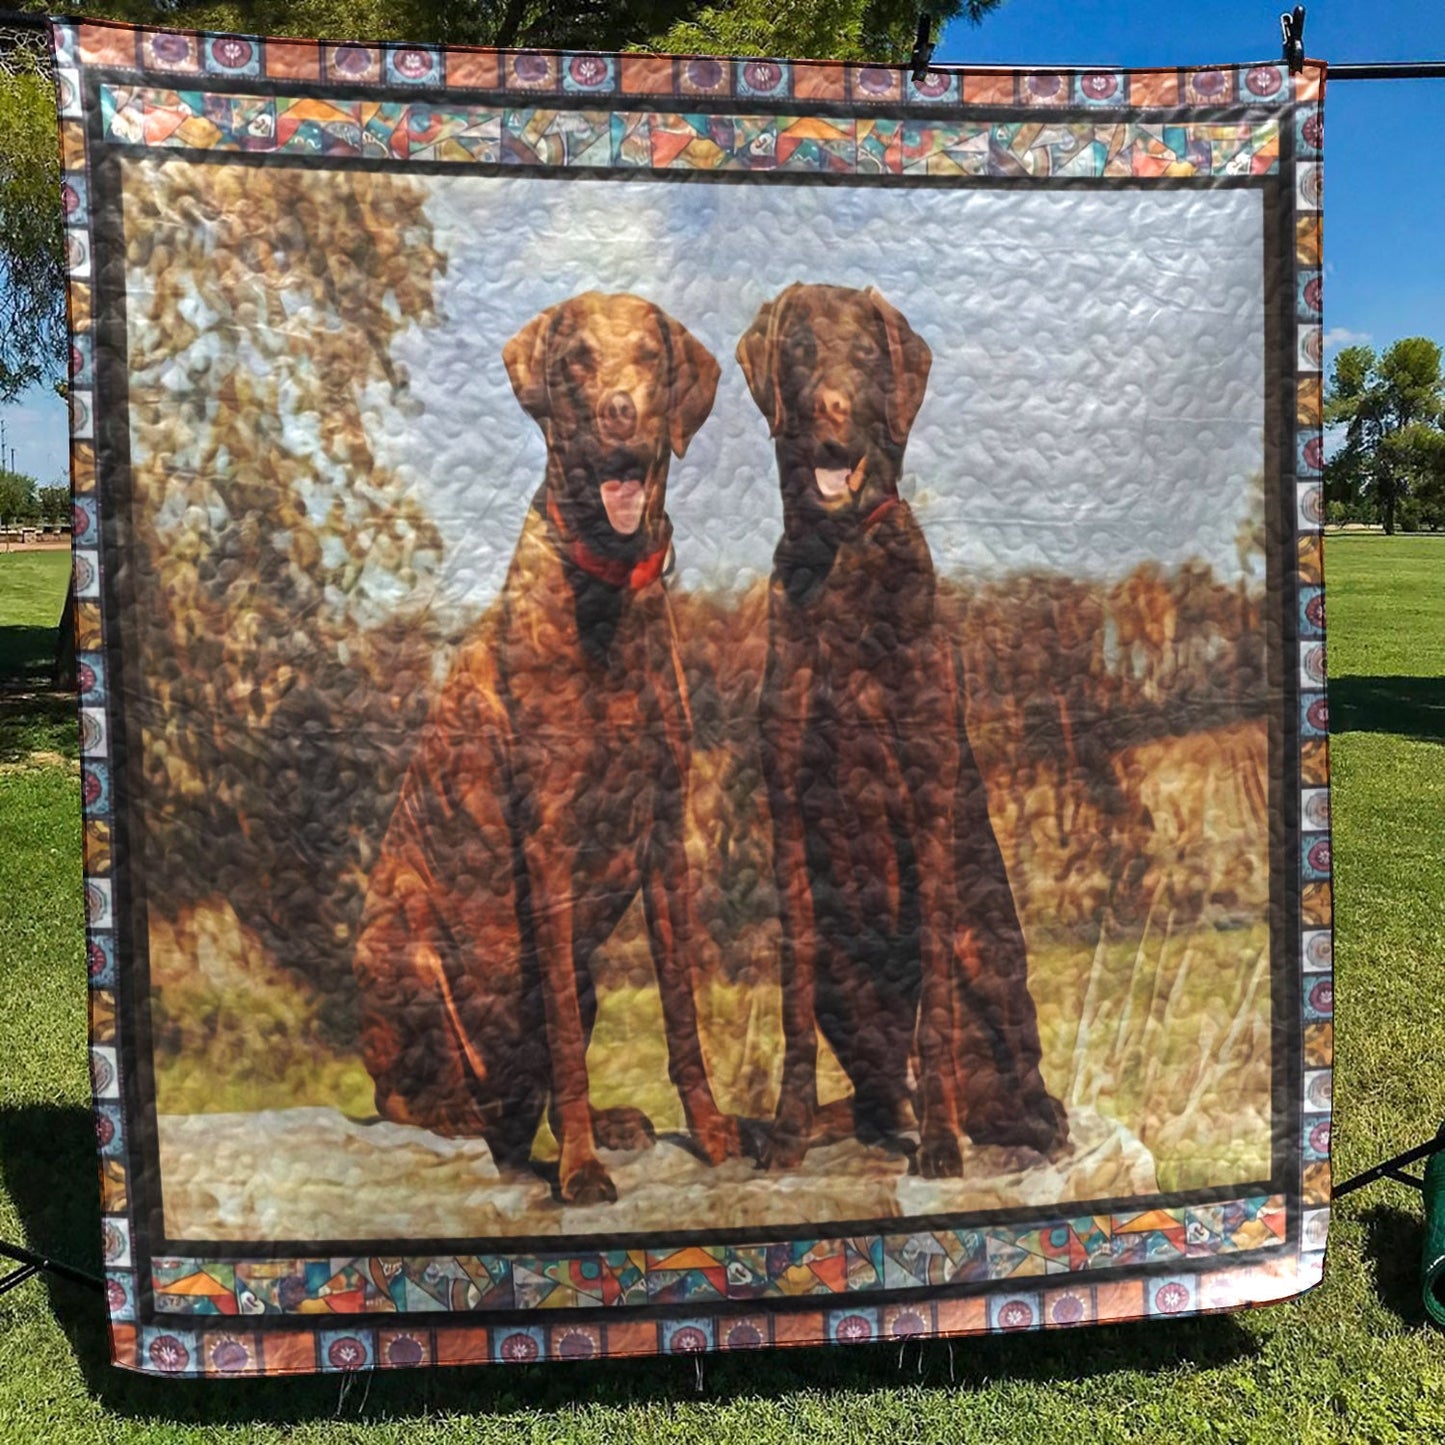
1328, 62, 1445, 80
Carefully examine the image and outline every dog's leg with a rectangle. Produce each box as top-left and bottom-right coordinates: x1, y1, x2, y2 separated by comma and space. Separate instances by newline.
641, 825, 742, 1167
590, 1105, 657, 1152
912, 819, 966, 1179
759, 792, 823, 1170
566, 886, 660, 1154
355, 885, 506, 1140
880, 656, 966, 1179
951, 651, 1070, 1157
758, 643, 826, 1171
519, 832, 615, 1206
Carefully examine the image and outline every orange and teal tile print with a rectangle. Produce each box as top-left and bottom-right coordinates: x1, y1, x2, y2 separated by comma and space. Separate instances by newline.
98, 84, 1283, 178
148, 1196, 1287, 1319
121, 1251, 1313, 1376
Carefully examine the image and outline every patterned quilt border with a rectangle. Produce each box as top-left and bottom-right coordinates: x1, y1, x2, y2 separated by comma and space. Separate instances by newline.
54, 19, 1332, 1374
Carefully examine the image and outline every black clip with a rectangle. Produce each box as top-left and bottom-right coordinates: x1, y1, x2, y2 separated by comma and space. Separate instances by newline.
909, 14, 935, 84
1280, 6, 1306, 74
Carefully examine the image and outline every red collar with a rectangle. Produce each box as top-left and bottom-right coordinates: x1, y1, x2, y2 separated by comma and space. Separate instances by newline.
545, 492, 672, 591
862, 495, 902, 529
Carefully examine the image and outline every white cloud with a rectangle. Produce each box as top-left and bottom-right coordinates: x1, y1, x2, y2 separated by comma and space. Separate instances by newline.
1323, 327, 1372, 350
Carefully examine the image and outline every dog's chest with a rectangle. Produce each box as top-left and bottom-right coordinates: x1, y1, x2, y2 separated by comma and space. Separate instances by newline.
505, 597, 689, 823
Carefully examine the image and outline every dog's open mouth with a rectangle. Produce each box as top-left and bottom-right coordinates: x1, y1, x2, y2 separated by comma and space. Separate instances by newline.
811, 443, 867, 502
595, 455, 648, 535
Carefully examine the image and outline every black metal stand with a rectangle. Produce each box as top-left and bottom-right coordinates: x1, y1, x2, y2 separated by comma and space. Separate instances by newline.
1332, 1124, 1445, 1199
0, 1240, 103, 1296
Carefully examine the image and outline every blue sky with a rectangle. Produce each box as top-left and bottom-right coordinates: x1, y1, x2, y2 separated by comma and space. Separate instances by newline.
4, 0, 1442, 482
938, 0, 1445, 355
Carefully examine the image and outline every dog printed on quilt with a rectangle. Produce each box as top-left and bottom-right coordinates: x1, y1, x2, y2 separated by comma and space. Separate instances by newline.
738, 283, 1070, 1175
352, 292, 742, 1207
355, 283, 1067, 1207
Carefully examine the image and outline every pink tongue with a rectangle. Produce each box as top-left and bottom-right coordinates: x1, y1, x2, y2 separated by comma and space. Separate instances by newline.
600, 479, 644, 534
815, 457, 866, 500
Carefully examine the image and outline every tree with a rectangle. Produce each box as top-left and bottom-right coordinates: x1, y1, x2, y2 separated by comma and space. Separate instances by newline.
659, 1, 1001, 62
0, 467, 39, 523
1325, 338, 1445, 534
37, 483, 69, 523
0, 24, 65, 401
2, 0, 1009, 398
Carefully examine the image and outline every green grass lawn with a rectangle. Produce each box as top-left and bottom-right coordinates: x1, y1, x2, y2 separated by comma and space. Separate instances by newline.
0, 550, 76, 763
0, 536, 1442, 1441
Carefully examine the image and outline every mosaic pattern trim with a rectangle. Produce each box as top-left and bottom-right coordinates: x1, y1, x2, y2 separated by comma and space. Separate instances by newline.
97, 85, 1284, 178
55, 19, 1331, 1375
120, 1252, 1318, 1377
58, 19, 1324, 111
150, 1195, 1289, 1318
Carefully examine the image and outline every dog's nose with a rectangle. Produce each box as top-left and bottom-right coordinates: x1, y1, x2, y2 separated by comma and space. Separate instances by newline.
600, 390, 637, 440
813, 387, 851, 428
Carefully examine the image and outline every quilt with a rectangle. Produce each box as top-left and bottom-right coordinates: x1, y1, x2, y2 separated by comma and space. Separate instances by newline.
52, 19, 1332, 1375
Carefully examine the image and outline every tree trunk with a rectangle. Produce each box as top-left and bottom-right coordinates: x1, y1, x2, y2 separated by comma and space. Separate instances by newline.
493, 0, 530, 49
53, 576, 75, 688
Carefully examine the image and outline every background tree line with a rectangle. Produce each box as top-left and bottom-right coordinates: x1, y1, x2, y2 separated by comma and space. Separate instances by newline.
2, 0, 1000, 403
1325, 337, 1445, 533
0, 467, 67, 525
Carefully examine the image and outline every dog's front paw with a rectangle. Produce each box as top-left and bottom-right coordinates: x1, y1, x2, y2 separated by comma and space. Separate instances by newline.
592, 1105, 656, 1152
558, 1157, 617, 1206
690, 1111, 743, 1166
756, 1120, 810, 1172
966, 1085, 1070, 1156
915, 1131, 963, 1178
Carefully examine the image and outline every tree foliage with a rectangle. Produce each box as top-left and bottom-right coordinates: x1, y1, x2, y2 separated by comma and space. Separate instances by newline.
0, 467, 40, 522
123, 157, 448, 1036
2, 0, 1008, 396
37, 482, 69, 521
658, 1, 1001, 63
1325, 338, 1445, 533
0, 36, 66, 402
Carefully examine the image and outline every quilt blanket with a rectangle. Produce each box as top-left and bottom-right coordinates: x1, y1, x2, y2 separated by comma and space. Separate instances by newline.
53, 19, 1332, 1375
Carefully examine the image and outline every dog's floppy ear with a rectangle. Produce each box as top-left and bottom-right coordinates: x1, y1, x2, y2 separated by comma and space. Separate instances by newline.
866, 286, 932, 445
502, 304, 560, 424
663, 314, 722, 458
736, 284, 800, 437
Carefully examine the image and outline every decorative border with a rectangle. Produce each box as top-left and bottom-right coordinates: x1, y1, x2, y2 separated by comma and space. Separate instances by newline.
53, 19, 1331, 1375
56, 22, 1319, 111
149, 1195, 1289, 1319
96, 85, 1284, 177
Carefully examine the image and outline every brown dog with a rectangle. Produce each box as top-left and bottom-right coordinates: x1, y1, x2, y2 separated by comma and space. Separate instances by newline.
354, 292, 741, 1205
738, 283, 1068, 1174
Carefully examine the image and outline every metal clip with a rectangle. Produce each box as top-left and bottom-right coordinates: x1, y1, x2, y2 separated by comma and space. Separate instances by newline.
1280, 6, 1307, 75
909, 14, 936, 84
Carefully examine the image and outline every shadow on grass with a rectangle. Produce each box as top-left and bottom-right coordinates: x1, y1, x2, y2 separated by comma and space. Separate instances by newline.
0, 618, 77, 763
1356, 1203, 1430, 1329
0, 623, 60, 685
0, 689, 78, 764
0, 1101, 1264, 1424
1329, 676, 1445, 743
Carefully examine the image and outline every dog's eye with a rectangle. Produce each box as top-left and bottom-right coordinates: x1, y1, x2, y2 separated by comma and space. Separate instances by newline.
853, 337, 880, 364
785, 335, 815, 365
562, 343, 595, 377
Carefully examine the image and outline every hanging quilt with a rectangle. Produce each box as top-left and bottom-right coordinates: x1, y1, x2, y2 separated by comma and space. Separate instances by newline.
54, 19, 1332, 1375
